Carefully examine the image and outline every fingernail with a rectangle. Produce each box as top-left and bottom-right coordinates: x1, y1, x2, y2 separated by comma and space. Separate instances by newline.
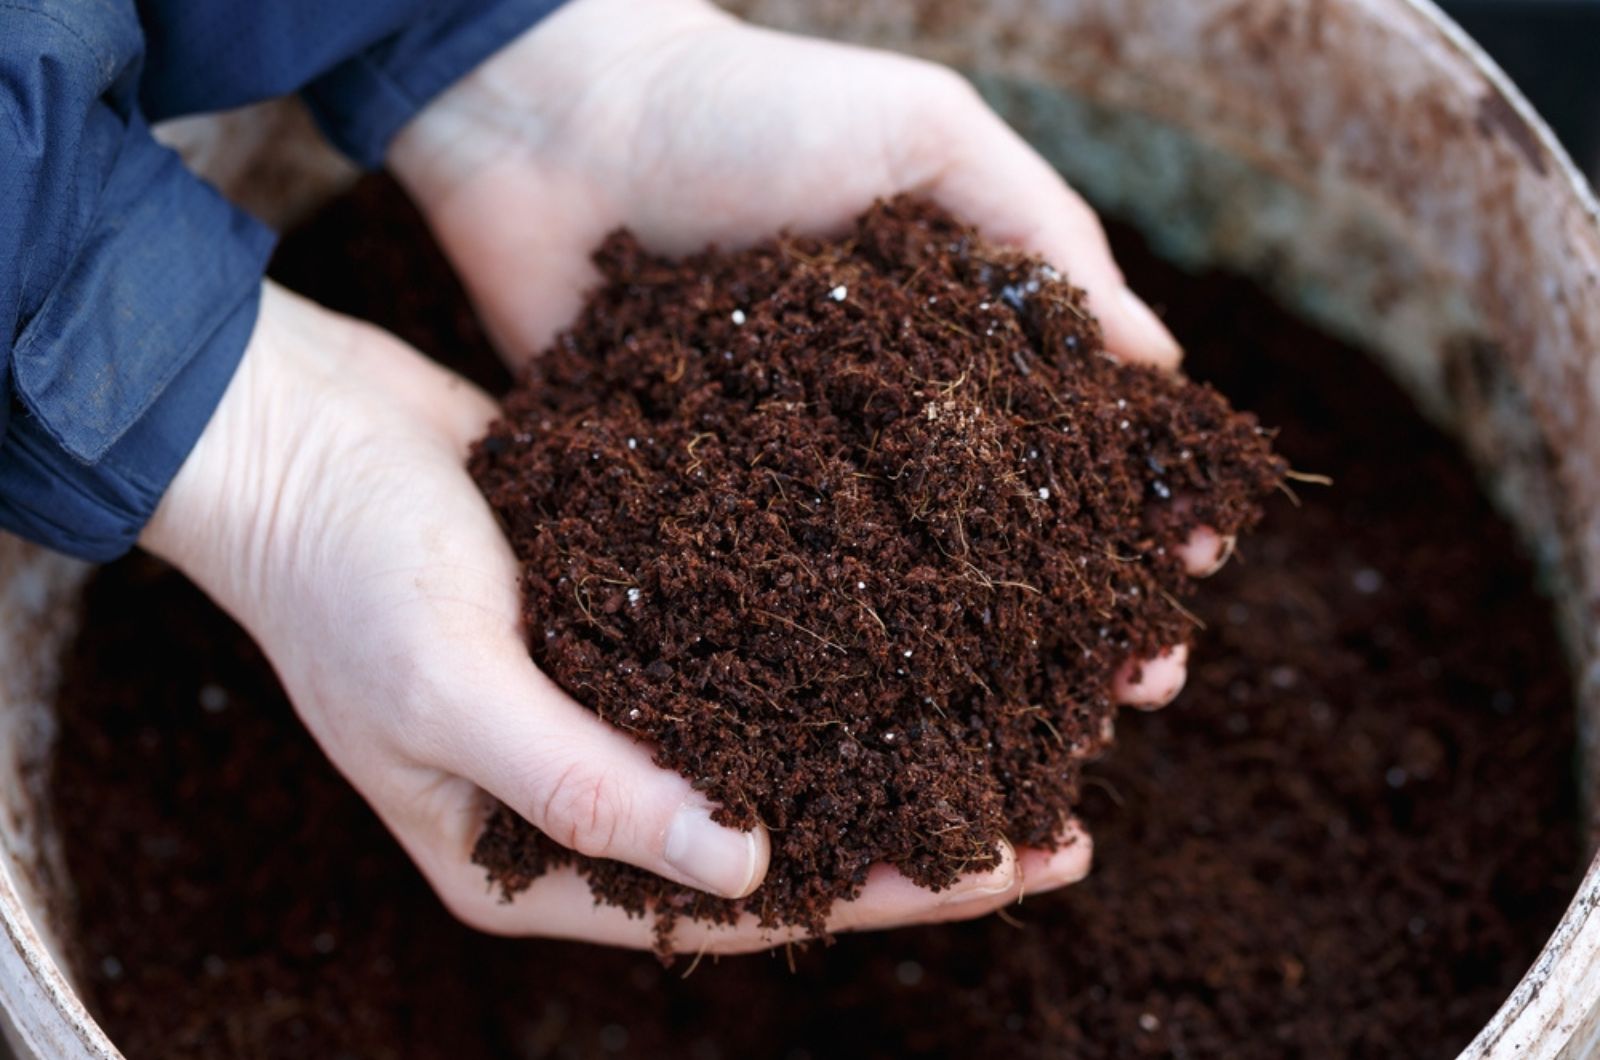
664, 805, 759, 898
1119, 288, 1183, 367
1202, 534, 1236, 577
1176, 526, 1231, 577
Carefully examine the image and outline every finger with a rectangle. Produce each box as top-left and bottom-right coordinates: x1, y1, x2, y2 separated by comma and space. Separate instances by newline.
1165, 496, 1235, 577
1114, 644, 1189, 709
662, 842, 1025, 950
425, 837, 1025, 954
908, 77, 1182, 369
319, 297, 505, 456
1015, 820, 1094, 899
822, 840, 1024, 932
427, 165, 610, 360
1177, 525, 1235, 577
425, 646, 770, 900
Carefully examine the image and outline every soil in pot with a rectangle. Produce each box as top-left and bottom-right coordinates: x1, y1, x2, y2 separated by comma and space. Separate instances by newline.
48, 177, 1581, 1059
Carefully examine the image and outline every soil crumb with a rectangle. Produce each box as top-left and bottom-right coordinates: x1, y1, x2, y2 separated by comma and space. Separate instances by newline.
48, 177, 1580, 1059
469, 197, 1284, 938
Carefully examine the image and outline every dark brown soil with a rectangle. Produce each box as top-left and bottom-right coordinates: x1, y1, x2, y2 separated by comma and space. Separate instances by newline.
49, 177, 1581, 1059
469, 197, 1284, 937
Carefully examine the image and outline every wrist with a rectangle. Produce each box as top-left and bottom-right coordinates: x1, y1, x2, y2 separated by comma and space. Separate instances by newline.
142, 282, 496, 645
141, 284, 325, 621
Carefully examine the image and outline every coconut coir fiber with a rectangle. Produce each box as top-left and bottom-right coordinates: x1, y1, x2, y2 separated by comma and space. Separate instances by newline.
51, 177, 1580, 1058
468, 196, 1284, 937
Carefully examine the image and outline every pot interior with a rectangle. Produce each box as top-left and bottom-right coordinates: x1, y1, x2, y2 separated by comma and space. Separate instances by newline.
3, 1, 1600, 1056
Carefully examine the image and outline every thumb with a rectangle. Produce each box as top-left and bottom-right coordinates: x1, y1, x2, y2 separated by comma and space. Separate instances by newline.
430, 643, 770, 900
908, 75, 1182, 370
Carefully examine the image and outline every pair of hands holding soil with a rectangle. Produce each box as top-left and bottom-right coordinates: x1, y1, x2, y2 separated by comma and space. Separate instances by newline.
142, 0, 1229, 953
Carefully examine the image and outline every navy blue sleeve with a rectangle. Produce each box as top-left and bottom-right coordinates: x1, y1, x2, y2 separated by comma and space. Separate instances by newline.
139, 1, 566, 167
0, 1, 275, 561
0, 0, 563, 561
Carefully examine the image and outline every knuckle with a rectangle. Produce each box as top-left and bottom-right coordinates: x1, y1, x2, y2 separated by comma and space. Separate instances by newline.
913, 59, 981, 110
887, 64, 986, 186
910, 66, 986, 149
538, 762, 629, 859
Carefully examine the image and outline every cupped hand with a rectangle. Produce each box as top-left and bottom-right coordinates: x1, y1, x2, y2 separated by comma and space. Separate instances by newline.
142, 283, 1087, 952
391, 0, 1184, 370
380, 0, 1226, 939
389, 0, 1231, 578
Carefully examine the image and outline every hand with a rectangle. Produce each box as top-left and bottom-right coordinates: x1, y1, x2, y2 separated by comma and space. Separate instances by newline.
144, 283, 1077, 952
384, 0, 1226, 935
389, 0, 1229, 629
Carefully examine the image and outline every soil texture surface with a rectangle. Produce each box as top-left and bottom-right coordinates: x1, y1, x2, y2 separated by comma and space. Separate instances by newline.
48, 177, 1580, 1059
469, 196, 1283, 938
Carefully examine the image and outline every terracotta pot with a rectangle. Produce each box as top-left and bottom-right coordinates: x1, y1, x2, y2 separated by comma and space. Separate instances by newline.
2, 1, 1597, 1054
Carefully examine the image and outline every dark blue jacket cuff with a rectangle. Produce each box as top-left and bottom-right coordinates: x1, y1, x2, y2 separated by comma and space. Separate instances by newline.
0, 286, 262, 563
1, 2, 277, 563
0, 108, 272, 563
304, 0, 566, 169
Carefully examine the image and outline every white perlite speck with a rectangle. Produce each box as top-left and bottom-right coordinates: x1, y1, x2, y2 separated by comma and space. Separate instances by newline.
730, 309, 746, 325
626, 588, 642, 605
1038, 487, 1051, 500
828, 284, 848, 301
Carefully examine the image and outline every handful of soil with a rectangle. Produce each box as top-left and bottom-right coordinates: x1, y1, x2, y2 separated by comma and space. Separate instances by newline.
469, 197, 1285, 943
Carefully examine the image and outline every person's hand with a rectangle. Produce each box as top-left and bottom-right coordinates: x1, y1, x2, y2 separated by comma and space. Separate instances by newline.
383, 0, 1226, 934
391, 0, 1185, 368
143, 282, 1084, 953
388, 0, 1229, 649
